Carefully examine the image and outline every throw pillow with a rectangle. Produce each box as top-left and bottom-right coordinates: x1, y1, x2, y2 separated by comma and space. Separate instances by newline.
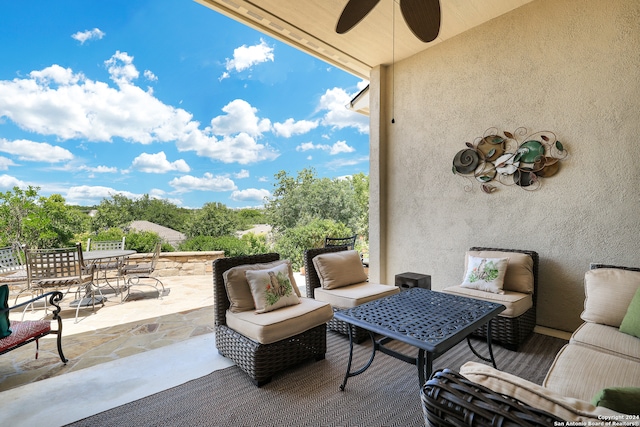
460, 256, 509, 294
620, 287, 640, 339
0, 284, 12, 338
223, 259, 299, 313
466, 250, 534, 293
591, 387, 640, 415
246, 263, 300, 313
582, 268, 640, 327
312, 250, 368, 290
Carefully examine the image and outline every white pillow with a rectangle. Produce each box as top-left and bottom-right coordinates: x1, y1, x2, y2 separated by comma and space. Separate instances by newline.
245, 263, 300, 313
460, 256, 509, 294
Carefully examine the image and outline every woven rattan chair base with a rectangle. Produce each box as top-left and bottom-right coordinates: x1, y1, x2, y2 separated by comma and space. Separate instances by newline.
421, 369, 562, 427
215, 324, 326, 386
471, 307, 536, 351
213, 253, 328, 387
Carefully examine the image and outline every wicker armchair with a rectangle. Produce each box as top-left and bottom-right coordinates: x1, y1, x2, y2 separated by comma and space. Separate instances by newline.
303, 246, 371, 343
213, 253, 329, 386
421, 369, 562, 427
443, 247, 538, 351
472, 247, 538, 351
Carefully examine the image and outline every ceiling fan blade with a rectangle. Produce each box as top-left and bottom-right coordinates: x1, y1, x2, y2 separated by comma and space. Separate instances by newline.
336, 0, 381, 34
400, 0, 441, 42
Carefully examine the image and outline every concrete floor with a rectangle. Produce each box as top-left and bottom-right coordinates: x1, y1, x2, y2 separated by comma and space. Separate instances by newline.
1, 273, 307, 427
1, 274, 224, 426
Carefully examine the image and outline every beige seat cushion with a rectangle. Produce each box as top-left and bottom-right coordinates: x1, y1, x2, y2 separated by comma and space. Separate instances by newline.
570, 322, 640, 362
460, 362, 624, 421
442, 285, 532, 318
223, 260, 300, 313
312, 250, 368, 289
226, 297, 333, 344
314, 282, 399, 309
465, 250, 534, 294
582, 268, 640, 327
543, 344, 640, 402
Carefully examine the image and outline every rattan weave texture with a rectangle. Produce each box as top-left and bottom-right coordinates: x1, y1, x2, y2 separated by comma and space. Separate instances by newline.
421, 369, 563, 427
213, 253, 327, 386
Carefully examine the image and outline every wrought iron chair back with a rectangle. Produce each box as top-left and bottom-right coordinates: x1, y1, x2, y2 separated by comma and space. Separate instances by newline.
0, 244, 25, 275
86, 237, 126, 251
324, 235, 357, 250
25, 243, 100, 322
121, 242, 164, 299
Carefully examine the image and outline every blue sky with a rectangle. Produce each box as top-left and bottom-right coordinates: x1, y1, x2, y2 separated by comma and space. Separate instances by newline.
0, 0, 369, 209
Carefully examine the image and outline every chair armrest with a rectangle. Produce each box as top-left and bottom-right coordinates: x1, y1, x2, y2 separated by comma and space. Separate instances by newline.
3, 291, 65, 319
421, 369, 562, 427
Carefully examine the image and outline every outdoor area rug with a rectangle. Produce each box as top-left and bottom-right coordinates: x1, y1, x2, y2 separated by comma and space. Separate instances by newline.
65, 331, 566, 427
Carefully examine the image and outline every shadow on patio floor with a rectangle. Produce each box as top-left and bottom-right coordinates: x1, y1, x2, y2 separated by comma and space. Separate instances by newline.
1, 274, 214, 392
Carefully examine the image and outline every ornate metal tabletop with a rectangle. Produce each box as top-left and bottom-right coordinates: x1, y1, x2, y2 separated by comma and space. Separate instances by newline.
334, 288, 505, 390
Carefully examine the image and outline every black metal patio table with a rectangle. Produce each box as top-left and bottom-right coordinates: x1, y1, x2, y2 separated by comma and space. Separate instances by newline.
333, 288, 505, 390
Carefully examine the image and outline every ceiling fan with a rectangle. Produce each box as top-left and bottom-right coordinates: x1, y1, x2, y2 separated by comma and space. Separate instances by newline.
336, 0, 441, 43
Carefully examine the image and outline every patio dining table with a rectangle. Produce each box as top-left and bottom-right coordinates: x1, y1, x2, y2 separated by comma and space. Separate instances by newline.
83, 249, 136, 303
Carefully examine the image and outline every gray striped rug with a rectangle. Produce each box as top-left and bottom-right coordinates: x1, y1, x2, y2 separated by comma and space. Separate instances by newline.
66, 332, 566, 427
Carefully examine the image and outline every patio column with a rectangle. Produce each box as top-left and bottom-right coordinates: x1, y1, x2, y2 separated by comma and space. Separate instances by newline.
368, 65, 390, 284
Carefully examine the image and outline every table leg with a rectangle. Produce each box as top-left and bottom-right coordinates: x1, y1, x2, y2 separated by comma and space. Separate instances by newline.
465, 319, 499, 369
417, 350, 434, 386
339, 326, 377, 391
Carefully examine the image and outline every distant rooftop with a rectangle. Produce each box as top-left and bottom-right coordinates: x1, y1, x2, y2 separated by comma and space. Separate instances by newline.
129, 220, 186, 247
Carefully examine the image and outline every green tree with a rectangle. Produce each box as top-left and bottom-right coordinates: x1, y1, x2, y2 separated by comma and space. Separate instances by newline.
183, 202, 239, 238
90, 194, 135, 232
23, 194, 88, 248
264, 168, 362, 233
236, 208, 266, 230
273, 219, 353, 270
133, 195, 189, 232
0, 186, 39, 246
351, 172, 369, 239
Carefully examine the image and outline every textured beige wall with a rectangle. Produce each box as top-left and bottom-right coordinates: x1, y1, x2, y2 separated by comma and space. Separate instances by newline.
373, 0, 640, 332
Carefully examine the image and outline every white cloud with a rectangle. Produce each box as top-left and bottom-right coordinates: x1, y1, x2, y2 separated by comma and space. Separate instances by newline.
326, 155, 370, 168
0, 174, 26, 189
210, 99, 271, 137
230, 188, 270, 202
234, 169, 250, 179
272, 118, 319, 138
65, 185, 141, 205
79, 165, 118, 174
71, 28, 105, 44
318, 87, 369, 134
169, 172, 237, 193
105, 51, 139, 85
177, 131, 278, 165
295, 140, 355, 155
144, 70, 158, 82
0, 54, 279, 165
220, 39, 274, 80
0, 157, 16, 170
0, 138, 74, 162
131, 151, 190, 173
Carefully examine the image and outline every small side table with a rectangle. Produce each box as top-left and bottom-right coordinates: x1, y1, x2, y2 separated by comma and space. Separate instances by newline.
395, 272, 431, 291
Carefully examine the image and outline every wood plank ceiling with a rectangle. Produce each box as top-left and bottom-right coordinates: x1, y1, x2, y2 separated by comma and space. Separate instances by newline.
196, 0, 534, 79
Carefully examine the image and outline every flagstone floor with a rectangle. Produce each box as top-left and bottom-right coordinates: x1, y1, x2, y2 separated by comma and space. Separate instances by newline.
0, 274, 215, 392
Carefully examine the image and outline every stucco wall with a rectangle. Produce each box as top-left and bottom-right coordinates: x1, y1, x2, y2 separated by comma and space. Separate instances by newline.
373, 0, 640, 332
